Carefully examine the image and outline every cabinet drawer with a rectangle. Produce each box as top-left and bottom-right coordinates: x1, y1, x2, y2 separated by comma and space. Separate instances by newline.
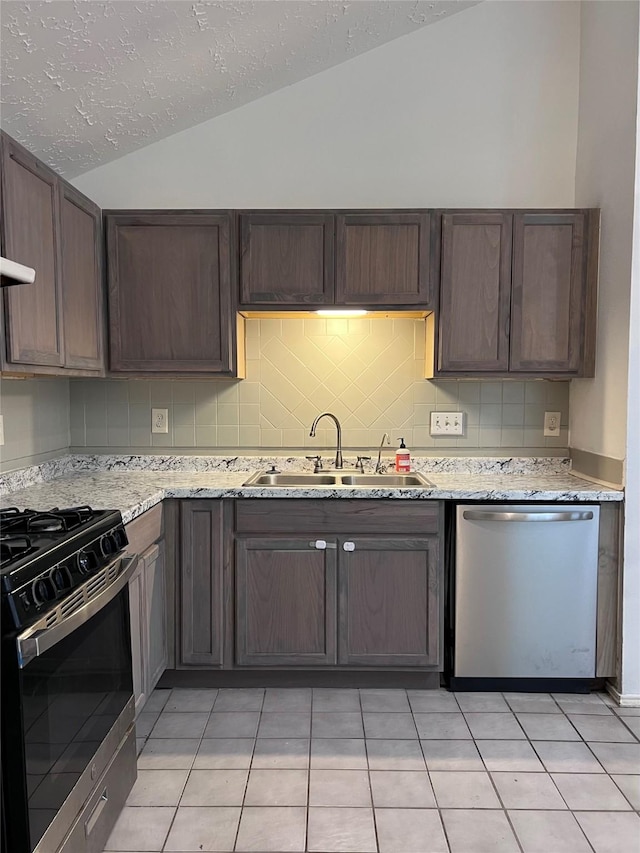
235, 499, 439, 535
125, 504, 163, 554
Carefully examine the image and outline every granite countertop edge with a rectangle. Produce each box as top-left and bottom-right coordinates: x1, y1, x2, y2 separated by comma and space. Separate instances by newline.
0, 456, 624, 526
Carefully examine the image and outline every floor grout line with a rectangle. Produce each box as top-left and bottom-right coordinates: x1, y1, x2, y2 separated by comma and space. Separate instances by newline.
108, 687, 640, 853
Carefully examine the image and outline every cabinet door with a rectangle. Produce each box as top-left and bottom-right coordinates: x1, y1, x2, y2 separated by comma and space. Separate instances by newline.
1, 135, 64, 367
179, 501, 224, 667
438, 212, 512, 373
338, 537, 440, 667
143, 541, 168, 693
239, 212, 334, 306
128, 559, 148, 716
336, 211, 433, 306
106, 213, 235, 373
510, 212, 586, 373
59, 182, 104, 371
236, 537, 337, 666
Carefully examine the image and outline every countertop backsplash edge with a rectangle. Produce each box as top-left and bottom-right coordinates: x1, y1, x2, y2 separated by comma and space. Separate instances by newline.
0, 452, 573, 496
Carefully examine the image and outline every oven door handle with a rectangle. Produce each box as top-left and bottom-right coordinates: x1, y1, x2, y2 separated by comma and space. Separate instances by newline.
16, 553, 138, 668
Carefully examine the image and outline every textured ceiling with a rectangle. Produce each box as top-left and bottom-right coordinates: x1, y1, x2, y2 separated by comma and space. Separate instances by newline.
0, 0, 480, 177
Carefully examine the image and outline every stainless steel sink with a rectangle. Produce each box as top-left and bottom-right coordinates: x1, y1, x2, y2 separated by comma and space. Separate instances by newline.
340, 473, 434, 487
242, 473, 338, 486
242, 471, 434, 488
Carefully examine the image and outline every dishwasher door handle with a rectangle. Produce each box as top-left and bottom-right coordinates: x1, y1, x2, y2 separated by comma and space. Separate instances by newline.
462, 510, 594, 523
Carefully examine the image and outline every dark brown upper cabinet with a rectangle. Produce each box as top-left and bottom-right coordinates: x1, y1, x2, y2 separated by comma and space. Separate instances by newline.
434, 209, 598, 378
438, 212, 512, 373
0, 132, 105, 375
238, 210, 434, 310
510, 212, 591, 374
106, 211, 239, 376
59, 183, 104, 371
1, 135, 64, 368
336, 211, 433, 307
239, 212, 334, 306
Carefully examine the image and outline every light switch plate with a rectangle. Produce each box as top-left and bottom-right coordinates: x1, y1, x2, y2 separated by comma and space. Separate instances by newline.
543, 411, 561, 437
430, 411, 465, 436
0, 414, 4, 446
151, 408, 169, 434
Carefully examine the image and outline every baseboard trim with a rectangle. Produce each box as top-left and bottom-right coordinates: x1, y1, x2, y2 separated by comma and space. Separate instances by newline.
158, 669, 442, 689
606, 683, 640, 707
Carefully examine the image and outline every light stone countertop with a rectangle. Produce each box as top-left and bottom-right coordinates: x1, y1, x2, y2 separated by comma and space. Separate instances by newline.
0, 463, 623, 525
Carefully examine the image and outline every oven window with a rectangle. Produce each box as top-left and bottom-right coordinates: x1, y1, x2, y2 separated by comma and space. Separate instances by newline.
22, 589, 132, 849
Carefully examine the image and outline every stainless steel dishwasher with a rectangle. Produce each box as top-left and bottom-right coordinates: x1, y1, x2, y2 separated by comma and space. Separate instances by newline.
452, 504, 600, 689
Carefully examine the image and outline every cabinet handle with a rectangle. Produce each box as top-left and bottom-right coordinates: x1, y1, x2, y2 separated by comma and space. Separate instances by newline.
343, 541, 356, 552
309, 540, 337, 550
85, 789, 108, 838
462, 510, 594, 523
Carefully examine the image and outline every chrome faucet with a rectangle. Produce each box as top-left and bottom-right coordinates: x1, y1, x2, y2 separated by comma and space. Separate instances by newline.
375, 432, 391, 473
309, 412, 343, 469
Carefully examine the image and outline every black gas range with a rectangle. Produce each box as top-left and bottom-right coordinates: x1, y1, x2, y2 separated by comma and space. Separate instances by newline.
1, 505, 138, 853
1, 506, 128, 633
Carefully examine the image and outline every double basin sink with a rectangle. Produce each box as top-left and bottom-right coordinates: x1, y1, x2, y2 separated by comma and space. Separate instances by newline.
242, 471, 435, 488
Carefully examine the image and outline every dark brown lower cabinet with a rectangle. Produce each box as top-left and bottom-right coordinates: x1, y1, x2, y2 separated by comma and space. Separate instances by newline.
232, 500, 443, 670
125, 504, 168, 715
127, 541, 168, 715
179, 501, 224, 667
128, 557, 148, 715
235, 538, 337, 666
144, 541, 168, 690
338, 537, 439, 667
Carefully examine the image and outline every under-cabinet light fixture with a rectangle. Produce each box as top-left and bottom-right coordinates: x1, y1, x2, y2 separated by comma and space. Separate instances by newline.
315, 309, 368, 317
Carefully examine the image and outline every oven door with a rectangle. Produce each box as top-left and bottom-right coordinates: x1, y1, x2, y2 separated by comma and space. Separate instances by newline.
2, 553, 137, 853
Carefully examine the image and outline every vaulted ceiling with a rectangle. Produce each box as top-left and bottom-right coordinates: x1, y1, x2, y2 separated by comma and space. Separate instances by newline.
0, 0, 480, 177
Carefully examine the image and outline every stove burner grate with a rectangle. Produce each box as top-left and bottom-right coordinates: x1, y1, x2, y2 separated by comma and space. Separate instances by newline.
0, 506, 96, 535
0, 535, 35, 567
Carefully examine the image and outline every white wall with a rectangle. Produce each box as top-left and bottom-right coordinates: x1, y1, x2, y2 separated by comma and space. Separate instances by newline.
571, 1, 638, 465
572, 0, 640, 701
625, 102, 640, 699
74, 1, 580, 209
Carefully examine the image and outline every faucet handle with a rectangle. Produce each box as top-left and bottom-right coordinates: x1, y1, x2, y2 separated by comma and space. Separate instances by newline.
306, 455, 324, 473
355, 456, 371, 473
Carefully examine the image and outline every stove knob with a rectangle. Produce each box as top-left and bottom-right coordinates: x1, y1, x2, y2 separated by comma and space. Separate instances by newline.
112, 528, 127, 550
32, 578, 54, 606
76, 550, 94, 575
50, 566, 72, 591
100, 534, 116, 557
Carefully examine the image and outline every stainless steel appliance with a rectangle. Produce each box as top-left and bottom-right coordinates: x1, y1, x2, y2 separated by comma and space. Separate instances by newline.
0, 255, 36, 286
1, 506, 138, 853
452, 503, 600, 688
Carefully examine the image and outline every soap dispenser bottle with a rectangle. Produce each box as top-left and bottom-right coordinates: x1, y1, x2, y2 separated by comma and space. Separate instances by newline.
395, 438, 411, 473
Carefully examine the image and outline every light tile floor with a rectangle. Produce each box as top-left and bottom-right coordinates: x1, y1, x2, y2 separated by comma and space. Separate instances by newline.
104, 688, 640, 853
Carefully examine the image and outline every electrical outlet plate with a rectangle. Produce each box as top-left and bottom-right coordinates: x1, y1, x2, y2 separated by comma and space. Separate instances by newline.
430, 411, 465, 436
543, 411, 561, 437
151, 408, 169, 434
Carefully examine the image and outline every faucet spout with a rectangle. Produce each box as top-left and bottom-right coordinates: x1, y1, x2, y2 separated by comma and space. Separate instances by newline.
375, 432, 391, 474
309, 412, 343, 469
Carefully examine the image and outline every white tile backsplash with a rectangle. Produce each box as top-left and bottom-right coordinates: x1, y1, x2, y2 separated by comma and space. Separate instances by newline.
69, 319, 570, 453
